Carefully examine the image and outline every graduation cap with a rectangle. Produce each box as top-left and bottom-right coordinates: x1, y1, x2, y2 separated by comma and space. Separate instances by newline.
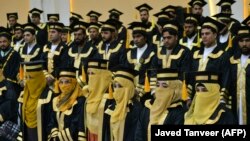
47, 13, 60, 21
136, 3, 153, 12
217, 0, 235, 7
128, 21, 147, 35
0, 26, 12, 39
7, 12, 18, 20
62, 26, 72, 33
88, 22, 102, 30
29, 8, 43, 17
87, 58, 108, 70
162, 20, 180, 32
154, 11, 171, 20
188, 0, 207, 7
101, 19, 121, 31
235, 25, 250, 40
161, 5, 177, 13
111, 65, 139, 82
13, 23, 23, 31
23, 23, 39, 33
193, 71, 220, 84
242, 15, 250, 26
70, 12, 83, 21
71, 21, 89, 31
21, 60, 45, 72
201, 16, 225, 33
213, 13, 232, 23
109, 9, 123, 20
184, 13, 200, 24
47, 22, 64, 31
87, 10, 102, 18
157, 68, 179, 81
58, 68, 77, 78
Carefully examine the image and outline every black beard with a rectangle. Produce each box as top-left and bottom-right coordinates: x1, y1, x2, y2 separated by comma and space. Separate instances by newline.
241, 48, 250, 55
187, 31, 196, 38
1, 46, 10, 52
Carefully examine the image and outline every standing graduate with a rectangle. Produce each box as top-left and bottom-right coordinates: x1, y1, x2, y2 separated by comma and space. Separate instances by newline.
229, 25, 250, 124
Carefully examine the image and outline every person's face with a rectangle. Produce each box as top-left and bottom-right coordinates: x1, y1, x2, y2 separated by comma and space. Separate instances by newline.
14, 29, 23, 40
192, 5, 203, 15
8, 17, 17, 27
133, 33, 147, 48
0, 37, 10, 50
156, 81, 169, 88
196, 85, 208, 92
113, 81, 122, 89
89, 28, 99, 40
162, 31, 178, 49
49, 29, 61, 42
140, 10, 149, 23
31, 15, 40, 25
101, 30, 113, 43
238, 37, 250, 55
90, 17, 97, 23
24, 31, 35, 44
201, 28, 217, 47
184, 23, 196, 37
61, 33, 68, 42
74, 29, 86, 44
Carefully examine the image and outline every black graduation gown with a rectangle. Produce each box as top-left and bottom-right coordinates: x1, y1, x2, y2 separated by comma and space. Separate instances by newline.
125, 44, 158, 92
20, 44, 43, 62
152, 33, 162, 47
135, 100, 185, 141
157, 44, 192, 80
41, 42, 68, 77
145, 22, 159, 43
179, 34, 201, 53
0, 48, 21, 94
205, 103, 236, 125
0, 82, 18, 126
103, 99, 142, 141
47, 96, 86, 141
36, 23, 48, 47
95, 39, 126, 69
11, 39, 25, 53
229, 49, 250, 124
189, 45, 230, 101
117, 25, 127, 43
17, 87, 54, 141
86, 36, 102, 48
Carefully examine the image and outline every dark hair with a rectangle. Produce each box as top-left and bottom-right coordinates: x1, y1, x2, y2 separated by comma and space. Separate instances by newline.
132, 30, 147, 38
24, 29, 36, 35
162, 28, 178, 36
0, 34, 11, 41
185, 20, 198, 27
201, 25, 217, 33
101, 27, 115, 32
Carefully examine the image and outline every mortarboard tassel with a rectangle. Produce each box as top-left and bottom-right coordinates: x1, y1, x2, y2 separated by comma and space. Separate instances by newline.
53, 79, 60, 94
126, 31, 130, 49
108, 83, 113, 99
197, 30, 201, 47
182, 79, 188, 101
19, 65, 24, 80
67, 31, 71, 44
226, 33, 232, 51
144, 72, 150, 93
81, 65, 86, 83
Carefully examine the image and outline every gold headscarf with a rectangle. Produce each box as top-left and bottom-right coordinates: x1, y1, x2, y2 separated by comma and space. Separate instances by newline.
111, 77, 135, 141
86, 68, 112, 134
148, 80, 182, 141
184, 83, 221, 125
56, 77, 81, 112
22, 70, 46, 128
